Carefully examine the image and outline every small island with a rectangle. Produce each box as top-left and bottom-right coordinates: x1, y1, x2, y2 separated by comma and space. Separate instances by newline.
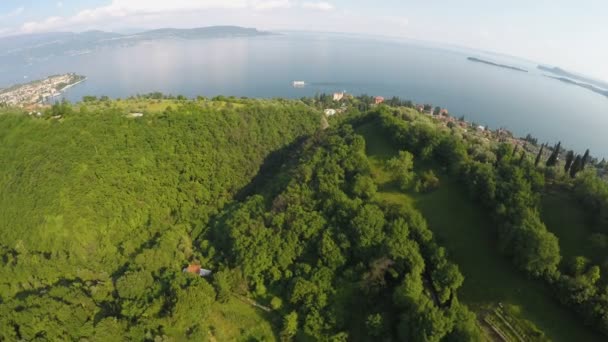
467, 57, 528, 73
0, 73, 86, 107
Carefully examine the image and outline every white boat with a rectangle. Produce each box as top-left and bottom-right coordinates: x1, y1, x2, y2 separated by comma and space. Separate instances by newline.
292, 81, 306, 87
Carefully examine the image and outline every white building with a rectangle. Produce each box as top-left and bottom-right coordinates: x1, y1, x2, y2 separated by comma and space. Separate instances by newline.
324, 109, 337, 116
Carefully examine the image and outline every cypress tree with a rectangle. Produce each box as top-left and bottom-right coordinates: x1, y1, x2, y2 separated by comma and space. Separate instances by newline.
581, 149, 591, 169
564, 150, 575, 173
570, 155, 583, 178
546, 141, 561, 167
535, 144, 545, 167
519, 150, 526, 165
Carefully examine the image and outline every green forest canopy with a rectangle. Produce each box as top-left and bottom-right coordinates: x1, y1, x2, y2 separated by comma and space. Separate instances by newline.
0, 96, 607, 341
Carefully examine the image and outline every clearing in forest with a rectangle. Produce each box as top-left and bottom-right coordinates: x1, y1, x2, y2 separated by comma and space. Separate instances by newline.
355, 119, 604, 342
541, 187, 606, 266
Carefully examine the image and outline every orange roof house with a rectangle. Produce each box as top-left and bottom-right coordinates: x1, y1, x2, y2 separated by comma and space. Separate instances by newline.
183, 264, 212, 277
374, 96, 385, 105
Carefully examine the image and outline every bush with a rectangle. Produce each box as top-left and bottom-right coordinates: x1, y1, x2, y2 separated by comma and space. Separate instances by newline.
271, 296, 283, 310
387, 151, 415, 191
415, 170, 440, 193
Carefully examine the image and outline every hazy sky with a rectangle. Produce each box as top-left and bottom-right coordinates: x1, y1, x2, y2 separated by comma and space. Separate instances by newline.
1, 0, 606, 81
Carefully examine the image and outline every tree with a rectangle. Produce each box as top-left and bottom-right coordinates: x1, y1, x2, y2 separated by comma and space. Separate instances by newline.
170, 280, 216, 338
582, 149, 591, 169
510, 211, 561, 277
535, 144, 545, 167
366, 313, 385, 337
570, 155, 583, 178
281, 312, 299, 341
351, 204, 386, 249
415, 170, 440, 193
387, 151, 415, 190
546, 142, 561, 167
564, 150, 575, 173
518, 150, 527, 165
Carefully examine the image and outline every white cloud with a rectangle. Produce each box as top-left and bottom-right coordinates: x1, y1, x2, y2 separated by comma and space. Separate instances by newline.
57, 2, 64, 8
301, 1, 334, 11
1, 7, 25, 19
18, 0, 305, 34
252, 0, 292, 10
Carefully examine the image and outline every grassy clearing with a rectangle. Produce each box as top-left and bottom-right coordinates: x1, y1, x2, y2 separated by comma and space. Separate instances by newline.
541, 187, 605, 265
207, 297, 277, 341
76, 98, 249, 115
355, 120, 604, 342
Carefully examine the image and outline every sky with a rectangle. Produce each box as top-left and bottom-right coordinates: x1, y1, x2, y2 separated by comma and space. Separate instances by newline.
1, 0, 607, 81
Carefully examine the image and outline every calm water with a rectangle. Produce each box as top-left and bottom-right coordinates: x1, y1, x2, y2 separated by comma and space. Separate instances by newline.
1, 32, 607, 156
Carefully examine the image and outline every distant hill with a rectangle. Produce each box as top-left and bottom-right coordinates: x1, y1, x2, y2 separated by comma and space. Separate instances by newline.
0, 26, 272, 61
126, 26, 273, 40
538, 65, 608, 90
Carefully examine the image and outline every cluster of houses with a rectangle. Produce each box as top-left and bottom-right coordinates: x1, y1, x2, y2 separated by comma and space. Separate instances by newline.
324, 92, 525, 152
324, 92, 385, 116
0, 73, 84, 107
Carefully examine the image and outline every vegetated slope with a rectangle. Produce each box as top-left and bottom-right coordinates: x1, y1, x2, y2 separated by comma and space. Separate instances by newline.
0, 98, 321, 340
207, 124, 483, 341
355, 118, 602, 342
2, 95, 608, 341
541, 187, 605, 264
357, 107, 608, 341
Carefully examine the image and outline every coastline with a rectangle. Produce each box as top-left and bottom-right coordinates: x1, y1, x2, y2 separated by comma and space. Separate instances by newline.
59, 77, 87, 93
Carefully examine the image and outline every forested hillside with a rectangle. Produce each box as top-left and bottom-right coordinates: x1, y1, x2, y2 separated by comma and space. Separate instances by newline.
0, 98, 322, 340
1, 96, 608, 341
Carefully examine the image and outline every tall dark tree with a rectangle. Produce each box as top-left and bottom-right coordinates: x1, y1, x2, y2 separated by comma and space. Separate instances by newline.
570, 155, 583, 178
545, 142, 561, 167
519, 150, 527, 165
512, 145, 519, 157
564, 150, 575, 173
582, 149, 591, 169
535, 143, 545, 167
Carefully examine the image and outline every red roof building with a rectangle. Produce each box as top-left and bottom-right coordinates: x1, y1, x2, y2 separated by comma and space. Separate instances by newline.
374, 96, 385, 105
183, 264, 212, 277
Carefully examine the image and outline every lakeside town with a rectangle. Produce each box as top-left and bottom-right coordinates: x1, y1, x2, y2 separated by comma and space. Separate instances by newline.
322, 91, 608, 178
0, 73, 86, 107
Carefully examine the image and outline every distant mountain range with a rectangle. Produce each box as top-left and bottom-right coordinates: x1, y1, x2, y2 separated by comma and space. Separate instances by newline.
0, 26, 273, 62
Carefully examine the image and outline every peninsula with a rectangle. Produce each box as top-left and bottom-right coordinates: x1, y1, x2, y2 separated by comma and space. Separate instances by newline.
544, 75, 608, 98
467, 57, 528, 72
0, 73, 86, 106
538, 65, 608, 89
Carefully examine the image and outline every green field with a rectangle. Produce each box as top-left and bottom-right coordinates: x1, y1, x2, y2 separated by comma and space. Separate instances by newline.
541, 187, 605, 265
207, 298, 277, 341
355, 120, 604, 342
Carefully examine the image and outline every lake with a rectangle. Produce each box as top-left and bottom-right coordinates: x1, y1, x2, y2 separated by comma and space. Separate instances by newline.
1, 32, 607, 157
